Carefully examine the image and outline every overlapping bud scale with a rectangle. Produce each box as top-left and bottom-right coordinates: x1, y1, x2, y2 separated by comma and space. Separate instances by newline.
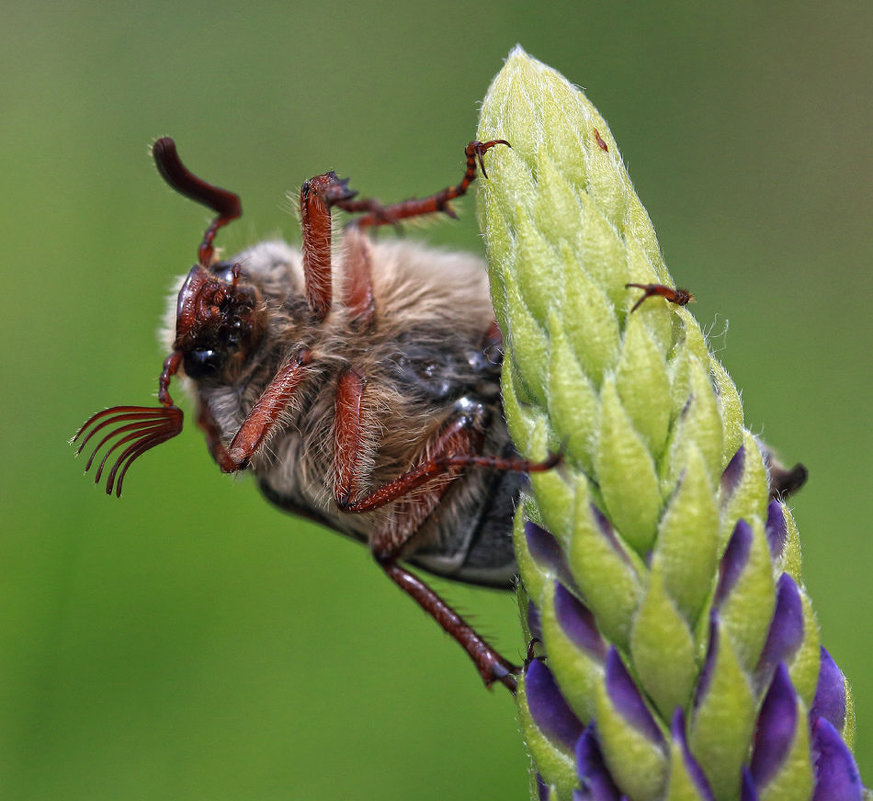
476, 47, 861, 800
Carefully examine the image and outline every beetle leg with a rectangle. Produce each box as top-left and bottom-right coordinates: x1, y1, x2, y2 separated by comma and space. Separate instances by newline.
299, 172, 359, 320
196, 401, 238, 473
332, 371, 557, 516
334, 375, 487, 549
338, 443, 560, 513
375, 557, 519, 691
339, 229, 376, 330
200, 347, 314, 473
331, 370, 558, 690
333, 366, 476, 509
337, 140, 510, 228
333, 366, 376, 505
625, 282, 694, 313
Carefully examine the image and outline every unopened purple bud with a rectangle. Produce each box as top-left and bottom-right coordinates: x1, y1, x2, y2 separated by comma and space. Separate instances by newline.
751, 663, 798, 787
756, 574, 803, 683
741, 767, 759, 801
526, 522, 576, 588
811, 717, 863, 801
537, 772, 549, 801
574, 725, 621, 801
605, 648, 664, 746
765, 501, 787, 560
715, 520, 753, 607
671, 709, 714, 801
526, 657, 585, 752
722, 445, 745, 494
555, 582, 607, 661
694, 612, 719, 709
811, 647, 847, 732
591, 504, 633, 566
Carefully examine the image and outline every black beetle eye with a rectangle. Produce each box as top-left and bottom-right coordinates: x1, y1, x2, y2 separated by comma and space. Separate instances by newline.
184, 348, 227, 379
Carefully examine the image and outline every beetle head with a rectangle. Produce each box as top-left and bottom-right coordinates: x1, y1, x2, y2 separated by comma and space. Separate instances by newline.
174, 261, 264, 380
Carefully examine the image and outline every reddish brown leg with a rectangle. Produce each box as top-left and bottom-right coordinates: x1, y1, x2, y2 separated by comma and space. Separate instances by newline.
333, 370, 484, 552
339, 140, 510, 228
333, 368, 474, 513
195, 346, 314, 473
339, 230, 376, 330
196, 402, 237, 473
379, 559, 519, 691
338, 446, 559, 513
331, 363, 557, 517
330, 372, 555, 691
332, 379, 519, 689
223, 348, 313, 469
333, 366, 372, 507
626, 282, 694, 313
299, 172, 359, 320
480, 319, 503, 367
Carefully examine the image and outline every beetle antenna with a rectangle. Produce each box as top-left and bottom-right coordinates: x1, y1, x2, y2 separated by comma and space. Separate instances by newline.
152, 137, 243, 268
72, 405, 184, 497
71, 353, 185, 497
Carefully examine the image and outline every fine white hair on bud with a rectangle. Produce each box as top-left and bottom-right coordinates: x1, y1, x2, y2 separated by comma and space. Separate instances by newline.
477, 46, 861, 801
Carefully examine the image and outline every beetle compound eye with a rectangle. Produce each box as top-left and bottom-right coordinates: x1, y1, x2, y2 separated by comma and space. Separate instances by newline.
184, 349, 227, 379
72, 405, 183, 496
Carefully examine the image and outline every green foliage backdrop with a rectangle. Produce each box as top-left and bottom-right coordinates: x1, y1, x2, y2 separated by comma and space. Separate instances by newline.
2, 3, 870, 799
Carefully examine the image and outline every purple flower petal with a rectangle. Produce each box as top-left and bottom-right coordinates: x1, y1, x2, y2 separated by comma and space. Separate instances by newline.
811, 718, 863, 801
811, 647, 846, 731
765, 501, 787, 560
525, 522, 576, 588
694, 612, 719, 710
741, 766, 759, 801
537, 772, 549, 801
555, 583, 607, 661
751, 663, 798, 787
722, 445, 745, 494
591, 504, 633, 566
715, 520, 753, 607
528, 600, 543, 642
605, 648, 664, 746
671, 709, 714, 801
756, 574, 804, 683
526, 657, 584, 752
575, 725, 621, 801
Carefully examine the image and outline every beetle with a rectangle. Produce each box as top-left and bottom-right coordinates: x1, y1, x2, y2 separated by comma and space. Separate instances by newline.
73, 137, 566, 691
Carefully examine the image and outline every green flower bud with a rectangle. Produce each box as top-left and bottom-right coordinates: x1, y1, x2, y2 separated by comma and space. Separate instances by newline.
476, 45, 861, 801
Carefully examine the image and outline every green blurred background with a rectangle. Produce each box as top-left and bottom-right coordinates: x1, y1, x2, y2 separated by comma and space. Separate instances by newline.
2, 2, 871, 798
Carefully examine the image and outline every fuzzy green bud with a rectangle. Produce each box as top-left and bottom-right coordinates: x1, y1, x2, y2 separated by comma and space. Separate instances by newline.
476, 46, 860, 801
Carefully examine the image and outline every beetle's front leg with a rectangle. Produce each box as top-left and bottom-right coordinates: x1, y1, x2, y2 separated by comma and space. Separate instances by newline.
201, 347, 313, 473
195, 402, 238, 473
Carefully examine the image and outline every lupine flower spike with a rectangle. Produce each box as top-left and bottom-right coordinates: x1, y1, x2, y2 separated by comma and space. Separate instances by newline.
476, 46, 863, 801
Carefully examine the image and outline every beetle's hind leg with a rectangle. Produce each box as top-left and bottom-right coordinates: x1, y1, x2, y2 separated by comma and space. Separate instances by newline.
330, 366, 557, 691
376, 558, 520, 691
